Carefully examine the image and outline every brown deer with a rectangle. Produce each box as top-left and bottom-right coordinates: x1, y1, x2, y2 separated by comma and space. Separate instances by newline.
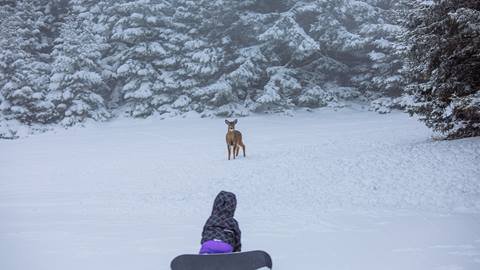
225, 119, 246, 160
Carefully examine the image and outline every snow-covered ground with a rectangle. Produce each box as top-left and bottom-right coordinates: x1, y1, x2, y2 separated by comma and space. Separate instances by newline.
1, 108, 480, 270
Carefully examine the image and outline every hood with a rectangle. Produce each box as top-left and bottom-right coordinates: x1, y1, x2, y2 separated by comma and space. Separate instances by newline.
211, 191, 237, 218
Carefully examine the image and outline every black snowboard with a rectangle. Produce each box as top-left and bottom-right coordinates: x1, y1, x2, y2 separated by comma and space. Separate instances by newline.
170, 250, 272, 270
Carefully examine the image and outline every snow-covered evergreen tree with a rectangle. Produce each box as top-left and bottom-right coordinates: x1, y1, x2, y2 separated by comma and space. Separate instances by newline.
361, 1, 409, 94
105, 0, 180, 117
309, 0, 409, 112
48, 3, 111, 126
168, 0, 260, 116
0, 0, 54, 124
405, 0, 480, 139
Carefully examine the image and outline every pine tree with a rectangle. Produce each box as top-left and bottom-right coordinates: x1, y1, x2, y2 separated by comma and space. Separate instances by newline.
254, 3, 320, 111
106, 0, 179, 117
48, 4, 111, 126
405, 0, 480, 139
169, 0, 250, 115
0, 0, 55, 124
361, 1, 409, 94
309, 0, 410, 112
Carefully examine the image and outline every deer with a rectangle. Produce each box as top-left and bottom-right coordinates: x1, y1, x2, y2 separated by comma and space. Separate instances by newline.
225, 119, 246, 160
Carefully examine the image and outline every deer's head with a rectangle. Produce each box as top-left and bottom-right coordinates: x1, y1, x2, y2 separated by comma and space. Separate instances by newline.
225, 119, 238, 132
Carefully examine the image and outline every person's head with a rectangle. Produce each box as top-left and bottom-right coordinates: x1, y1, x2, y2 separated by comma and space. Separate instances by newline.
211, 191, 237, 218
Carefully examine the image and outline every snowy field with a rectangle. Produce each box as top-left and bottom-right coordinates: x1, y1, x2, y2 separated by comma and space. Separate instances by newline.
1, 108, 480, 270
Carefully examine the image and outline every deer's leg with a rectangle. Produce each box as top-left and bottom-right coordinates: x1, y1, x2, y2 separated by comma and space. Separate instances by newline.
235, 144, 240, 157
233, 145, 237, 159
227, 145, 231, 160
241, 143, 246, 157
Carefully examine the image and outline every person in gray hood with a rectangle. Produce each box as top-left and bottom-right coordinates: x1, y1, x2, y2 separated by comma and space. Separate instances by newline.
199, 191, 242, 254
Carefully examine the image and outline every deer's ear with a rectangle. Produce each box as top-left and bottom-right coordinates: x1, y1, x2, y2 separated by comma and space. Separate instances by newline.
225, 119, 229, 125
233, 119, 238, 124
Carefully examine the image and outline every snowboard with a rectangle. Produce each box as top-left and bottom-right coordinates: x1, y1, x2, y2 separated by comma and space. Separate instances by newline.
170, 250, 272, 270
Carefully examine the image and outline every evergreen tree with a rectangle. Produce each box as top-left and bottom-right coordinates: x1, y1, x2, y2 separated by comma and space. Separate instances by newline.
106, 0, 179, 117
405, 0, 480, 139
169, 0, 255, 115
0, 0, 54, 124
48, 4, 111, 126
310, 0, 409, 111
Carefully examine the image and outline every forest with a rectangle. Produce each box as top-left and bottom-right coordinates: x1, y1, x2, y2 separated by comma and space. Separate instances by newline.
0, 0, 479, 139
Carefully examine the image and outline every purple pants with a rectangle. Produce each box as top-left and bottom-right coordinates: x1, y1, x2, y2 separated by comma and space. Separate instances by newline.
199, 240, 233, 254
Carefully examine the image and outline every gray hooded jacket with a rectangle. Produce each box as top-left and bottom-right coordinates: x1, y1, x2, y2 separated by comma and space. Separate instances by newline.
201, 191, 242, 252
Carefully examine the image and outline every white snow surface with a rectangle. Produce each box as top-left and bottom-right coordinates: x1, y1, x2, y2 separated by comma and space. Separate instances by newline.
1, 108, 480, 270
